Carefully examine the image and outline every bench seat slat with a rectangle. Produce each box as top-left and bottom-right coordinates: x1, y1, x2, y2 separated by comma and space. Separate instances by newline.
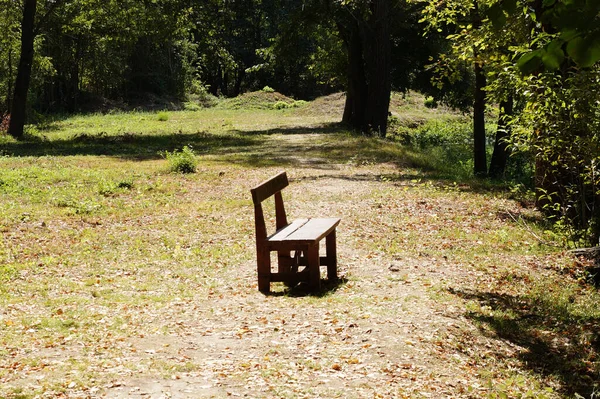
268, 217, 340, 245
267, 218, 309, 241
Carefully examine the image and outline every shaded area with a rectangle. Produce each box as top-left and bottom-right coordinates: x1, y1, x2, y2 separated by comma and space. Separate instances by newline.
0, 131, 260, 160
1, 122, 521, 194
266, 277, 348, 298
236, 122, 345, 136
450, 288, 600, 397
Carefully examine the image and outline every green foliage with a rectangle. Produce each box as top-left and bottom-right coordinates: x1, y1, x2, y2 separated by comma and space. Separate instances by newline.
98, 178, 134, 197
157, 111, 169, 121
423, 97, 437, 108
272, 101, 290, 110
261, 86, 275, 93
482, 0, 600, 73
186, 80, 218, 108
163, 145, 197, 174
512, 67, 600, 245
272, 100, 307, 110
217, 91, 295, 110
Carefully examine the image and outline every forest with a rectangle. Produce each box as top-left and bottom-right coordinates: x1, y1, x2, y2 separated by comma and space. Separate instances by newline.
1, 1, 600, 397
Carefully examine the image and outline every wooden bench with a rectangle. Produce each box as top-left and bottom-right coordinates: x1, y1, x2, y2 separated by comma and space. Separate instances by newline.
250, 172, 340, 293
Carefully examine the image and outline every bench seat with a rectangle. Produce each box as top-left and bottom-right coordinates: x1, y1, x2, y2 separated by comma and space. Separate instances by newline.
267, 218, 340, 246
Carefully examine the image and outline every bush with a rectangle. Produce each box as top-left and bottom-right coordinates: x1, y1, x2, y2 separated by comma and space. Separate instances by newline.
157, 111, 169, 121
183, 102, 202, 111
292, 100, 308, 108
272, 101, 291, 110
261, 86, 275, 93
163, 146, 197, 174
186, 80, 218, 108
272, 100, 307, 110
424, 96, 438, 108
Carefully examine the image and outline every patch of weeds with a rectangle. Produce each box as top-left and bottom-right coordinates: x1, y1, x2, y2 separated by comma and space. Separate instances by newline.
38, 316, 80, 332
293, 100, 307, 107
272, 100, 307, 110
157, 111, 169, 121
98, 178, 134, 196
186, 80, 219, 108
486, 375, 554, 398
424, 96, 437, 108
52, 196, 102, 214
7, 387, 33, 399
0, 263, 19, 283
272, 101, 290, 110
261, 86, 275, 93
163, 145, 197, 174
183, 102, 202, 111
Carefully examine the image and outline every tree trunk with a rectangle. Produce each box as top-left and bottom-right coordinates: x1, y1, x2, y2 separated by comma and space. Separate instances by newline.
473, 59, 487, 177
341, 20, 367, 130
233, 68, 245, 97
364, 0, 391, 137
489, 96, 514, 179
8, 0, 37, 139
340, 0, 391, 136
7, 47, 13, 112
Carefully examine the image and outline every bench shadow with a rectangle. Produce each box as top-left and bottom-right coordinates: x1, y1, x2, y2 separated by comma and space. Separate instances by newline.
265, 277, 348, 298
449, 288, 600, 397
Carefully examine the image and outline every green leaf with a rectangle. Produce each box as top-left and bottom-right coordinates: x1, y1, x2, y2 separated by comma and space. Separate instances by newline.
542, 0, 556, 6
517, 50, 543, 74
567, 35, 600, 68
560, 29, 578, 41
487, 3, 506, 30
502, 0, 517, 14
541, 40, 565, 70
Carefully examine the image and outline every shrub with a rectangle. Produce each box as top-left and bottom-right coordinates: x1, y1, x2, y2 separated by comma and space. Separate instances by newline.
261, 86, 275, 93
183, 102, 202, 111
98, 179, 133, 197
157, 111, 169, 121
186, 80, 219, 108
424, 96, 437, 108
292, 100, 308, 107
272, 101, 291, 110
163, 146, 197, 174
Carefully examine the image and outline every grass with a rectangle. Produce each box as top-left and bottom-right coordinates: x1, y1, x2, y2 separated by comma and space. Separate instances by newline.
0, 92, 598, 398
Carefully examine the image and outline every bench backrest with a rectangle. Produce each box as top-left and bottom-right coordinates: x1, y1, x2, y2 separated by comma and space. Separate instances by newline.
250, 172, 289, 243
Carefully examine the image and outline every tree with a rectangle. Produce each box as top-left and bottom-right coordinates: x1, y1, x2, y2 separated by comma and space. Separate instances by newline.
479, 0, 600, 244
7, 0, 36, 139
0, 0, 21, 115
421, 0, 528, 178
333, 0, 392, 136
488, 97, 513, 179
421, 0, 491, 176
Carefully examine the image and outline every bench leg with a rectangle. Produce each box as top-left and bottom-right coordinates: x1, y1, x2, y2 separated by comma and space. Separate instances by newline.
307, 244, 321, 290
257, 248, 271, 293
326, 229, 338, 281
277, 250, 292, 274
